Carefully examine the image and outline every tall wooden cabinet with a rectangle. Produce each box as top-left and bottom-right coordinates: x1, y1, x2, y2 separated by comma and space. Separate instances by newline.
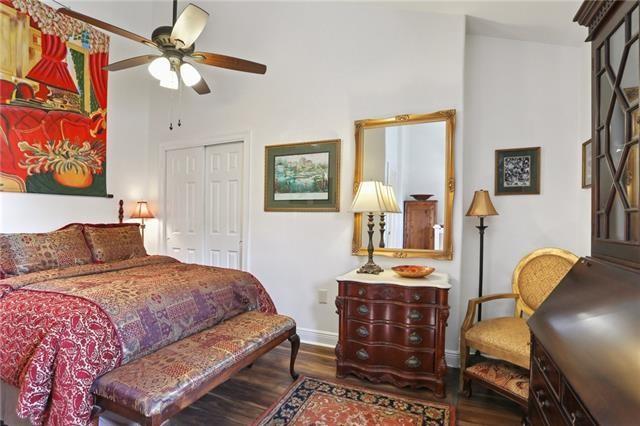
577, 0, 640, 268
403, 200, 438, 249
526, 3, 640, 425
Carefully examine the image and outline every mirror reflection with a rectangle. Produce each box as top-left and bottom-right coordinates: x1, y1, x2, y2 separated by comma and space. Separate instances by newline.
361, 121, 447, 250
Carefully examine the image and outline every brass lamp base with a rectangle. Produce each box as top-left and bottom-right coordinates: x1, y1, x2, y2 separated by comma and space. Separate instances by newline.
357, 261, 383, 275
357, 212, 383, 274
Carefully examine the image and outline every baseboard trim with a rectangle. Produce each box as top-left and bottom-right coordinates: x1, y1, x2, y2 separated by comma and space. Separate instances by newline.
297, 327, 460, 368
298, 327, 339, 348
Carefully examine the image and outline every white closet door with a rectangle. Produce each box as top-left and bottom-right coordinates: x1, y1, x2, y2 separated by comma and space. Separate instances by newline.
204, 142, 243, 269
165, 147, 205, 264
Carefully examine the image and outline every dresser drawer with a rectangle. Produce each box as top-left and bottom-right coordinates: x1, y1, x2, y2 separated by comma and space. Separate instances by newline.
533, 340, 561, 397
346, 319, 436, 348
531, 362, 563, 426
345, 284, 438, 304
560, 378, 595, 426
344, 342, 435, 373
347, 300, 436, 326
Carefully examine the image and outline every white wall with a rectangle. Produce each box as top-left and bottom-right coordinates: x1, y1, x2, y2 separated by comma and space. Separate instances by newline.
461, 35, 591, 321
145, 1, 467, 355
0, 1, 154, 233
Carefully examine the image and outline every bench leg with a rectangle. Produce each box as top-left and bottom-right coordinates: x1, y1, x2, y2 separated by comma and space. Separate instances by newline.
288, 333, 300, 380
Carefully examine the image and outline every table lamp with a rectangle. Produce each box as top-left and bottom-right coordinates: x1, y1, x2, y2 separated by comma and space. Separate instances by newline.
352, 181, 387, 274
379, 185, 401, 248
466, 190, 499, 321
130, 201, 155, 241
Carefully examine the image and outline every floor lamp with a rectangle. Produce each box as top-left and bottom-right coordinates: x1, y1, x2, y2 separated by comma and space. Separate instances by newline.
465, 190, 498, 322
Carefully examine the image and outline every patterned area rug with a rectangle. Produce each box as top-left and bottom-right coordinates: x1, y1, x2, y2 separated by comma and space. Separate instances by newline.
253, 376, 455, 425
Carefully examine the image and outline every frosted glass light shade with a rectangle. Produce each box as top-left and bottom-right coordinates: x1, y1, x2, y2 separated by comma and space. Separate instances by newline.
160, 70, 179, 90
180, 62, 201, 87
381, 185, 401, 213
148, 57, 170, 80
351, 181, 387, 213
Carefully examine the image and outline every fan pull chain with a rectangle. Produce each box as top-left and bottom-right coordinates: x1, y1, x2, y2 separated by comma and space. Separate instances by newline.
168, 88, 175, 130
177, 80, 183, 128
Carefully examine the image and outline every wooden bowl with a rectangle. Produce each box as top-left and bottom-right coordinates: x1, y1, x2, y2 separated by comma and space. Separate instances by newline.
391, 265, 435, 278
411, 194, 434, 201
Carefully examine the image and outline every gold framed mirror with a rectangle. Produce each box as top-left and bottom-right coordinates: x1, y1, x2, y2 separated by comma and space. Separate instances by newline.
352, 110, 456, 259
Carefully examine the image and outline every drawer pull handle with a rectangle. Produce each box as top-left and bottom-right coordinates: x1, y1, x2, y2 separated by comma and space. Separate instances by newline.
357, 305, 369, 315
408, 332, 422, 345
413, 293, 421, 301
408, 309, 423, 321
536, 356, 547, 372
356, 349, 369, 360
569, 411, 582, 425
405, 356, 421, 369
358, 288, 366, 297
535, 389, 550, 408
356, 326, 369, 338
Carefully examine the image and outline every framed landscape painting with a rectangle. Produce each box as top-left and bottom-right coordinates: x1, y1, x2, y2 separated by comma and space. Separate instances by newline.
495, 147, 541, 195
265, 139, 341, 211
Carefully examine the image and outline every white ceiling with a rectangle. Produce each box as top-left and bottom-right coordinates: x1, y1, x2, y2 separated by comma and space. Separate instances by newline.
370, 0, 587, 46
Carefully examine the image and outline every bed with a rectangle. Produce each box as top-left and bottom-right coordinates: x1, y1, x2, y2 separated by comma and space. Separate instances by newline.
0, 219, 296, 426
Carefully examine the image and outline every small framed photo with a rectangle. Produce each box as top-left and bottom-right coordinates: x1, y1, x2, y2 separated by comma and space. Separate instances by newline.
582, 139, 592, 188
495, 147, 541, 195
265, 139, 341, 211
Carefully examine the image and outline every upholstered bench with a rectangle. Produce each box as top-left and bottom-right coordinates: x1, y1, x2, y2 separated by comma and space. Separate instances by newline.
92, 311, 299, 426
462, 360, 529, 408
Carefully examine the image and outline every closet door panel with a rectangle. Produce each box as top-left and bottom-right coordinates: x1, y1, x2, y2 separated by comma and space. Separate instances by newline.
165, 147, 205, 263
205, 142, 243, 269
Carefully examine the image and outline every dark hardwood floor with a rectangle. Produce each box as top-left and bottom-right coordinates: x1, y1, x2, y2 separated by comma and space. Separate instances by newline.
173, 342, 523, 425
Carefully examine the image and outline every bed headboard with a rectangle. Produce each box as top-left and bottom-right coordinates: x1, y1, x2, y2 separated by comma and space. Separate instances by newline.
118, 200, 124, 224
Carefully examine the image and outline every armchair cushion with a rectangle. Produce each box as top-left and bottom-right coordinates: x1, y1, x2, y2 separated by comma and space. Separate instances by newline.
464, 317, 530, 369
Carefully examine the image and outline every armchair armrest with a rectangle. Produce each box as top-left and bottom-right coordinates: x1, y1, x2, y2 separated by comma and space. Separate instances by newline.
461, 293, 519, 334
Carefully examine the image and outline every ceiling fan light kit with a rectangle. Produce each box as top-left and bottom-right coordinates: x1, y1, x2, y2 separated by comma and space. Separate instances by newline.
57, 0, 267, 97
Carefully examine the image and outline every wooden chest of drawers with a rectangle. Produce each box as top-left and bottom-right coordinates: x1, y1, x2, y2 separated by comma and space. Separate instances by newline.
529, 336, 596, 426
335, 270, 451, 397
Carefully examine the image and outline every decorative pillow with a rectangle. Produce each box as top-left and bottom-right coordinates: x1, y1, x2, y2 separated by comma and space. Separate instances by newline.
0, 225, 93, 275
83, 224, 147, 263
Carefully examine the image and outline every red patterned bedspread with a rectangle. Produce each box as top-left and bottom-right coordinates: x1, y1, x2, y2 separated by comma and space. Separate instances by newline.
0, 256, 276, 425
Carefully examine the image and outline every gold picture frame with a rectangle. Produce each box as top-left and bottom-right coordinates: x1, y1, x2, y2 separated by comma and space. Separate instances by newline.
352, 110, 456, 260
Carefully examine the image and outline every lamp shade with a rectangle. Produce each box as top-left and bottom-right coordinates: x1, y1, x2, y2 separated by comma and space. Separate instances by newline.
130, 201, 155, 219
381, 185, 401, 213
351, 181, 387, 213
466, 190, 498, 217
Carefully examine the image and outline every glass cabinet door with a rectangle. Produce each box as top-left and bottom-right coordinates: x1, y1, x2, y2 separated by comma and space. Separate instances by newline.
593, 2, 640, 265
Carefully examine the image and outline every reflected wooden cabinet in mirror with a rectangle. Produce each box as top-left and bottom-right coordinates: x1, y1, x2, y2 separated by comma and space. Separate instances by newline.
576, 0, 640, 268
352, 110, 456, 260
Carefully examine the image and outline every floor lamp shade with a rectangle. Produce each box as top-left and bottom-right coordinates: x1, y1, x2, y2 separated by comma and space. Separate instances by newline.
466, 190, 498, 217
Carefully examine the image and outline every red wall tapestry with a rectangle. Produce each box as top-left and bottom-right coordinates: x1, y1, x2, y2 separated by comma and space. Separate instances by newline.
0, 0, 109, 196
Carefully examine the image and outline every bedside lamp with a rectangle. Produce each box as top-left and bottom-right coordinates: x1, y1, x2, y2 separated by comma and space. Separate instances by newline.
466, 190, 499, 321
378, 185, 401, 248
352, 181, 387, 274
130, 201, 155, 241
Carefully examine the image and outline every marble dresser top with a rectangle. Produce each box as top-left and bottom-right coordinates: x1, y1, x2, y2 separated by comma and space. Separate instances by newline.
337, 268, 451, 289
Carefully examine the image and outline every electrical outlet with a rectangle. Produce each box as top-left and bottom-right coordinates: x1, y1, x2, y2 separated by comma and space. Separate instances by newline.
318, 289, 328, 304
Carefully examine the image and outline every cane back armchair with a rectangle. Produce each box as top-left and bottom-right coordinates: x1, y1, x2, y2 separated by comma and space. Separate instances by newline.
459, 247, 579, 397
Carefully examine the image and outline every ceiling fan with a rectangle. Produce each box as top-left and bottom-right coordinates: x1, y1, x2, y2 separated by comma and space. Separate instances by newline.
58, 0, 267, 95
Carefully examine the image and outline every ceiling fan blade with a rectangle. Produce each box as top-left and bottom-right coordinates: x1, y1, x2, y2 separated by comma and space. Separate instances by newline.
171, 4, 209, 49
57, 8, 156, 48
191, 52, 267, 74
191, 76, 211, 95
104, 55, 160, 71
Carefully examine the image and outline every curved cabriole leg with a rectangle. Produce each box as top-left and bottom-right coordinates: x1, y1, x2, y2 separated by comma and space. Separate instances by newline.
288, 333, 300, 380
